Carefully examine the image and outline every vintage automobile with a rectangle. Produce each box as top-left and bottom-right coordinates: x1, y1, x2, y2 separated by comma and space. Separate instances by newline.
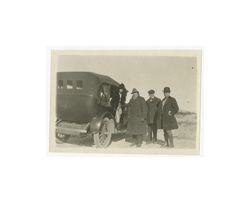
56, 71, 127, 148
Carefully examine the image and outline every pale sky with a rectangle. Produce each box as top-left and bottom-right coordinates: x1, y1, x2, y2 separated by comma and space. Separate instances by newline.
58, 55, 199, 112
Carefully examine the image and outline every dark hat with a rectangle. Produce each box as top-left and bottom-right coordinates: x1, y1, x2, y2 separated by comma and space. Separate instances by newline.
119, 83, 125, 89
163, 87, 171, 93
148, 89, 155, 94
131, 88, 139, 94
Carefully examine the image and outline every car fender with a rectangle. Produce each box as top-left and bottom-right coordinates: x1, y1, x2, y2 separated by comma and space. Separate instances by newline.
89, 112, 115, 134
89, 116, 103, 133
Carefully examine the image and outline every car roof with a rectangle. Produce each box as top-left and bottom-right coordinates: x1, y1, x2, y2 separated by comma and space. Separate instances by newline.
57, 71, 120, 87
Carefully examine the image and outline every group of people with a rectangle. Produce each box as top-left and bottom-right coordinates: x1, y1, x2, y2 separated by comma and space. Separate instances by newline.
123, 86, 179, 148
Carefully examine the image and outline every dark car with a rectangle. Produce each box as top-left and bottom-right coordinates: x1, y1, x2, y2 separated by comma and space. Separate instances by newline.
56, 71, 127, 148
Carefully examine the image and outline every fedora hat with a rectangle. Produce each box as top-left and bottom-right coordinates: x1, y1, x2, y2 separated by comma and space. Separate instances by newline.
148, 89, 155, 94
119, 83, 125, 89
163, 87, 171, 93
131, 88, 139, 94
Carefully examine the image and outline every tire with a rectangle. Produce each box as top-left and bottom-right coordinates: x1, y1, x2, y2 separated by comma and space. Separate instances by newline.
93, 118, 114, 148
56, 132, 70, 142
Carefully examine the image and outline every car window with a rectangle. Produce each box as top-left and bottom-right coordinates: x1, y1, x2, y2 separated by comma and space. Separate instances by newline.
66, 80, 73, 89
58, 80, 64, 89
76, 80, 83, 89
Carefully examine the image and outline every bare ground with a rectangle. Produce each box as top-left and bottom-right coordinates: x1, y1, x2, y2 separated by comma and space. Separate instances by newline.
56, 112, 197, 149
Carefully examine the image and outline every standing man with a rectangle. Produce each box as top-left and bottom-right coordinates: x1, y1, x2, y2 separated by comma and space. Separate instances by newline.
157, 87, 179, 148
127, 88, 147, 147
146, 90, 161, 144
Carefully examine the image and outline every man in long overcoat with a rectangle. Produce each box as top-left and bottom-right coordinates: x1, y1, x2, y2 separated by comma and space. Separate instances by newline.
146, 90, 161, 143
157, 87, 179, 148
127, 88, 147, 147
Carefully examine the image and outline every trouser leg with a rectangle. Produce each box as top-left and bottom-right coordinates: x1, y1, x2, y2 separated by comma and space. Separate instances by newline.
147, 125, 153, 141
152, 123, 157, 142
136, 134, 143, 147
117, 123, 121, 130
167, 130, 174, 148
118, 114, 124, 130
163, 129, 169, 147
132, 135, 137, 145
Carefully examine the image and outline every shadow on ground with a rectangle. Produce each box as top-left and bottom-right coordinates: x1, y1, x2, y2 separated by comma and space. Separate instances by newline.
63, 135, 94, 147
57, 132, 130, 147
56, 112, 197, 149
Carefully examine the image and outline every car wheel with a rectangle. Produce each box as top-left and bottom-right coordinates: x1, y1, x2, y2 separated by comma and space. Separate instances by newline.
93, 117, 114, 148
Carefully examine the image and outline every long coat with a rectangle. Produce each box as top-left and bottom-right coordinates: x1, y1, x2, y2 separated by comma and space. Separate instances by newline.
110, 88, 127, 113
127, 96, 147, 135
146, 97, 161, 124
157, 96, 179, 130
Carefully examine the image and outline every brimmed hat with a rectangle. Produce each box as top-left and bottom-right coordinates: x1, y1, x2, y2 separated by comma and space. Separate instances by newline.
163, 87, 171, 93
119, 83, 125, 89
148, 89, 155, 94
131, 88, 139, 94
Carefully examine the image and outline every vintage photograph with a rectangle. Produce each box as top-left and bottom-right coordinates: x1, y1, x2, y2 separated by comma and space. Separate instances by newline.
49, 50, 201, 154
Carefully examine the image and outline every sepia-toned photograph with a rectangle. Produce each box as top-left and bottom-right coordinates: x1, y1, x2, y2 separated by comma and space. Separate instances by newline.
49, 50, 201, 154
3, 0, 250, 202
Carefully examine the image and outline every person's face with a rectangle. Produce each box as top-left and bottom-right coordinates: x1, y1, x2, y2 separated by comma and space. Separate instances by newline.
119, 88, 123, 93
132, 92, 138, 99
149, 93, 154, 98
164, 92, 170, 97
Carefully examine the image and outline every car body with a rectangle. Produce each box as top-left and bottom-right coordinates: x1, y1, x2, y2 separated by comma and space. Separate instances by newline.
56, 71, 124, 147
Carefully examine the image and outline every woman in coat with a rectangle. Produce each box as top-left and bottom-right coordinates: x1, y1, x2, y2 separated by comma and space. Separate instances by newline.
157, 87, 179, 148
127, 88, 147, 147
112, 83, 128, 129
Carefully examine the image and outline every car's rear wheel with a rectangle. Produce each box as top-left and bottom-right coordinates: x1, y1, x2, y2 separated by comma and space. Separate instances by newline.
56, 133, 70, 143
93, 117, 114, 148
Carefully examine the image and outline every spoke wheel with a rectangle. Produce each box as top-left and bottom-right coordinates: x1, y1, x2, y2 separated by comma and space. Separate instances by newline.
93, 118, 114, 148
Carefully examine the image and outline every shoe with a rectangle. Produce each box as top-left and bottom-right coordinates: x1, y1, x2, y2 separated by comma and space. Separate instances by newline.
161, 143, 168, 148
153, 139, 157, 144
129, 143, 136, 147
